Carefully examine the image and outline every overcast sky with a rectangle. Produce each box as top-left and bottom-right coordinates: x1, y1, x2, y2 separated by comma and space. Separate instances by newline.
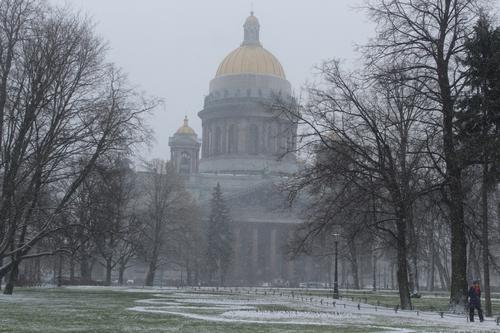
50, 0, 374, 160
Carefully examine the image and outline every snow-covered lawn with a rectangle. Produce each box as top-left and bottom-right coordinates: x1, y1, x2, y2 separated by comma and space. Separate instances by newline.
1, 286, 499, 332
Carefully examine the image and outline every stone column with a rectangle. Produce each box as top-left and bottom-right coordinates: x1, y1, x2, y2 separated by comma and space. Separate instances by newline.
287, 229, 295, 284
240, 119, 247, 154
222, 122, 227, 154
252, 226, 259, 267
233, 226, 240, 280
270, 228, 277, 280
305, 256, 313, 282
202, 125, 207, 157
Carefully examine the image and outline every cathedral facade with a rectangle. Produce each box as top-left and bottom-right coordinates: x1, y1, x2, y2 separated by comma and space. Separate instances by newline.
168, 13, 317, 286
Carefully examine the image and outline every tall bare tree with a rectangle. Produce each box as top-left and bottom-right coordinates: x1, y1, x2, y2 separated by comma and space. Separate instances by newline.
277, 61, 432, 309
0, 0, 154, 294
139, 160, 193, 287
85, 157, 140, 286
365, 0, 483, 311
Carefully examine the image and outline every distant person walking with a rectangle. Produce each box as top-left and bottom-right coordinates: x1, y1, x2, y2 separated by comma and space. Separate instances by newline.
468, 280, 484, 322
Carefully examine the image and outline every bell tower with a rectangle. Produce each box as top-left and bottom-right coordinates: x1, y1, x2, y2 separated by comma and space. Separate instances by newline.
168, 116, 201, 174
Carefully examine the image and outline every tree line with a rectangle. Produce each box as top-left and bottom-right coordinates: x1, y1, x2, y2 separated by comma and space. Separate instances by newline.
0, 0, 235, 295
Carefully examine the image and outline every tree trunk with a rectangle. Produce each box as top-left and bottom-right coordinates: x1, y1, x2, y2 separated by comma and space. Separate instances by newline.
429, 245, 435, 292
105, 258, 112, 286
57, 254, 63, 287
118, 259, 126, 285
407, 212, 419, 294
372, 251, 377, 291
408, 264, 416, 294
69, 256, 75, 282
481, 164, 492, 317
327, 256, 332, 288
428, 220, 435, 291
468, 242, 481, 283
80, 256, 92, 283
145, 258, 157, 287
435, 251, 450, 290
348, 240, 360, 289
467, 243, 473, 283
0, 257, 3, 291
391, 262, 395, 290
341, 258, 347, 289
187, 263, 193, 286
442, 91, 468, 311
396, 212, 412, 310
4, 260, 19, 295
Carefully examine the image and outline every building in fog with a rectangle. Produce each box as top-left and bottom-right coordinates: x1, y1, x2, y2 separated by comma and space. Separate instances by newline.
168, 12, 316, 286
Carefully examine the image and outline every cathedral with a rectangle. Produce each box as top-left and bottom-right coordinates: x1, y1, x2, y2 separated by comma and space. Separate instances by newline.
168, 13, 313, 286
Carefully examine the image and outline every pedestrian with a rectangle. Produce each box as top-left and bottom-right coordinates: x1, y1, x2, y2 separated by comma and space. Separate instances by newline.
468, 280, 484, 322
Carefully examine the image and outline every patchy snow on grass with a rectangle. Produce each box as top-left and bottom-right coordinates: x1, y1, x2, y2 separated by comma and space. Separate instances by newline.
126, 288, 500, 332
221, 309, 357, 321
0, 294, 38, 303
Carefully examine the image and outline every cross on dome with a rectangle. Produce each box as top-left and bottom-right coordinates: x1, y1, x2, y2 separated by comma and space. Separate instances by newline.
175, 116, 196, 135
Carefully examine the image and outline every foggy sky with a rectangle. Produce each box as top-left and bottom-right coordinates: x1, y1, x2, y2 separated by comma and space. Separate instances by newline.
50, 0, 374, 161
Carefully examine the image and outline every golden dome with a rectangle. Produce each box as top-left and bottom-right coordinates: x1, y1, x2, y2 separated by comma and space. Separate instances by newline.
176, 116, 196, 135
216, 45, 286, 78
215, 12, 286, 79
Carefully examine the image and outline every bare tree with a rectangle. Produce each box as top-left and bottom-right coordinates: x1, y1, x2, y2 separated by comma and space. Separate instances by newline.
277, 60, 431, 309
165, 197, 201, 286
365, 0, 483, 310
84, 157, 140, 286
139, 160, 193, 287
0, 0, 155, 294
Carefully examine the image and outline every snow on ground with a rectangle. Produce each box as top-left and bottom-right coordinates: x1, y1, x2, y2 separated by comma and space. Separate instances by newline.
0, 294, 38, 303
125, 288, 500, 332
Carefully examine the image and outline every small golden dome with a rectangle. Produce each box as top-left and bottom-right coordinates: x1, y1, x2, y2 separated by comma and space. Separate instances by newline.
216, 45, 286, 78
176, 116, 196, 135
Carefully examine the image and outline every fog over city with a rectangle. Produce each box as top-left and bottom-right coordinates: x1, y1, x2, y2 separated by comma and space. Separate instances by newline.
51, 0, 373, 159
3, 0, 500, 332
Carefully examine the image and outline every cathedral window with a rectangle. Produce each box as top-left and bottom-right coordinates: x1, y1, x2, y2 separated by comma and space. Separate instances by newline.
179, 151, 191, 174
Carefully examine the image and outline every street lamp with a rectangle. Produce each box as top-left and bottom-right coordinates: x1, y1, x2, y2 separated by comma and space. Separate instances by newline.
332, 231, 340, 299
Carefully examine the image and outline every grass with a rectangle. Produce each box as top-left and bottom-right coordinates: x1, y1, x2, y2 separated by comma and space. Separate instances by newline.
0, 287, 385, 333
1, 287, 496, 332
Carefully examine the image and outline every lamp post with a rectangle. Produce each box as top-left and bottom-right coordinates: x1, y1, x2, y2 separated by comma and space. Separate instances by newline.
332, 232, 340, 299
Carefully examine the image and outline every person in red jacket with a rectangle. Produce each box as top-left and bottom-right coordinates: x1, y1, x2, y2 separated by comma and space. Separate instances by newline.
468, 280, 484, 322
